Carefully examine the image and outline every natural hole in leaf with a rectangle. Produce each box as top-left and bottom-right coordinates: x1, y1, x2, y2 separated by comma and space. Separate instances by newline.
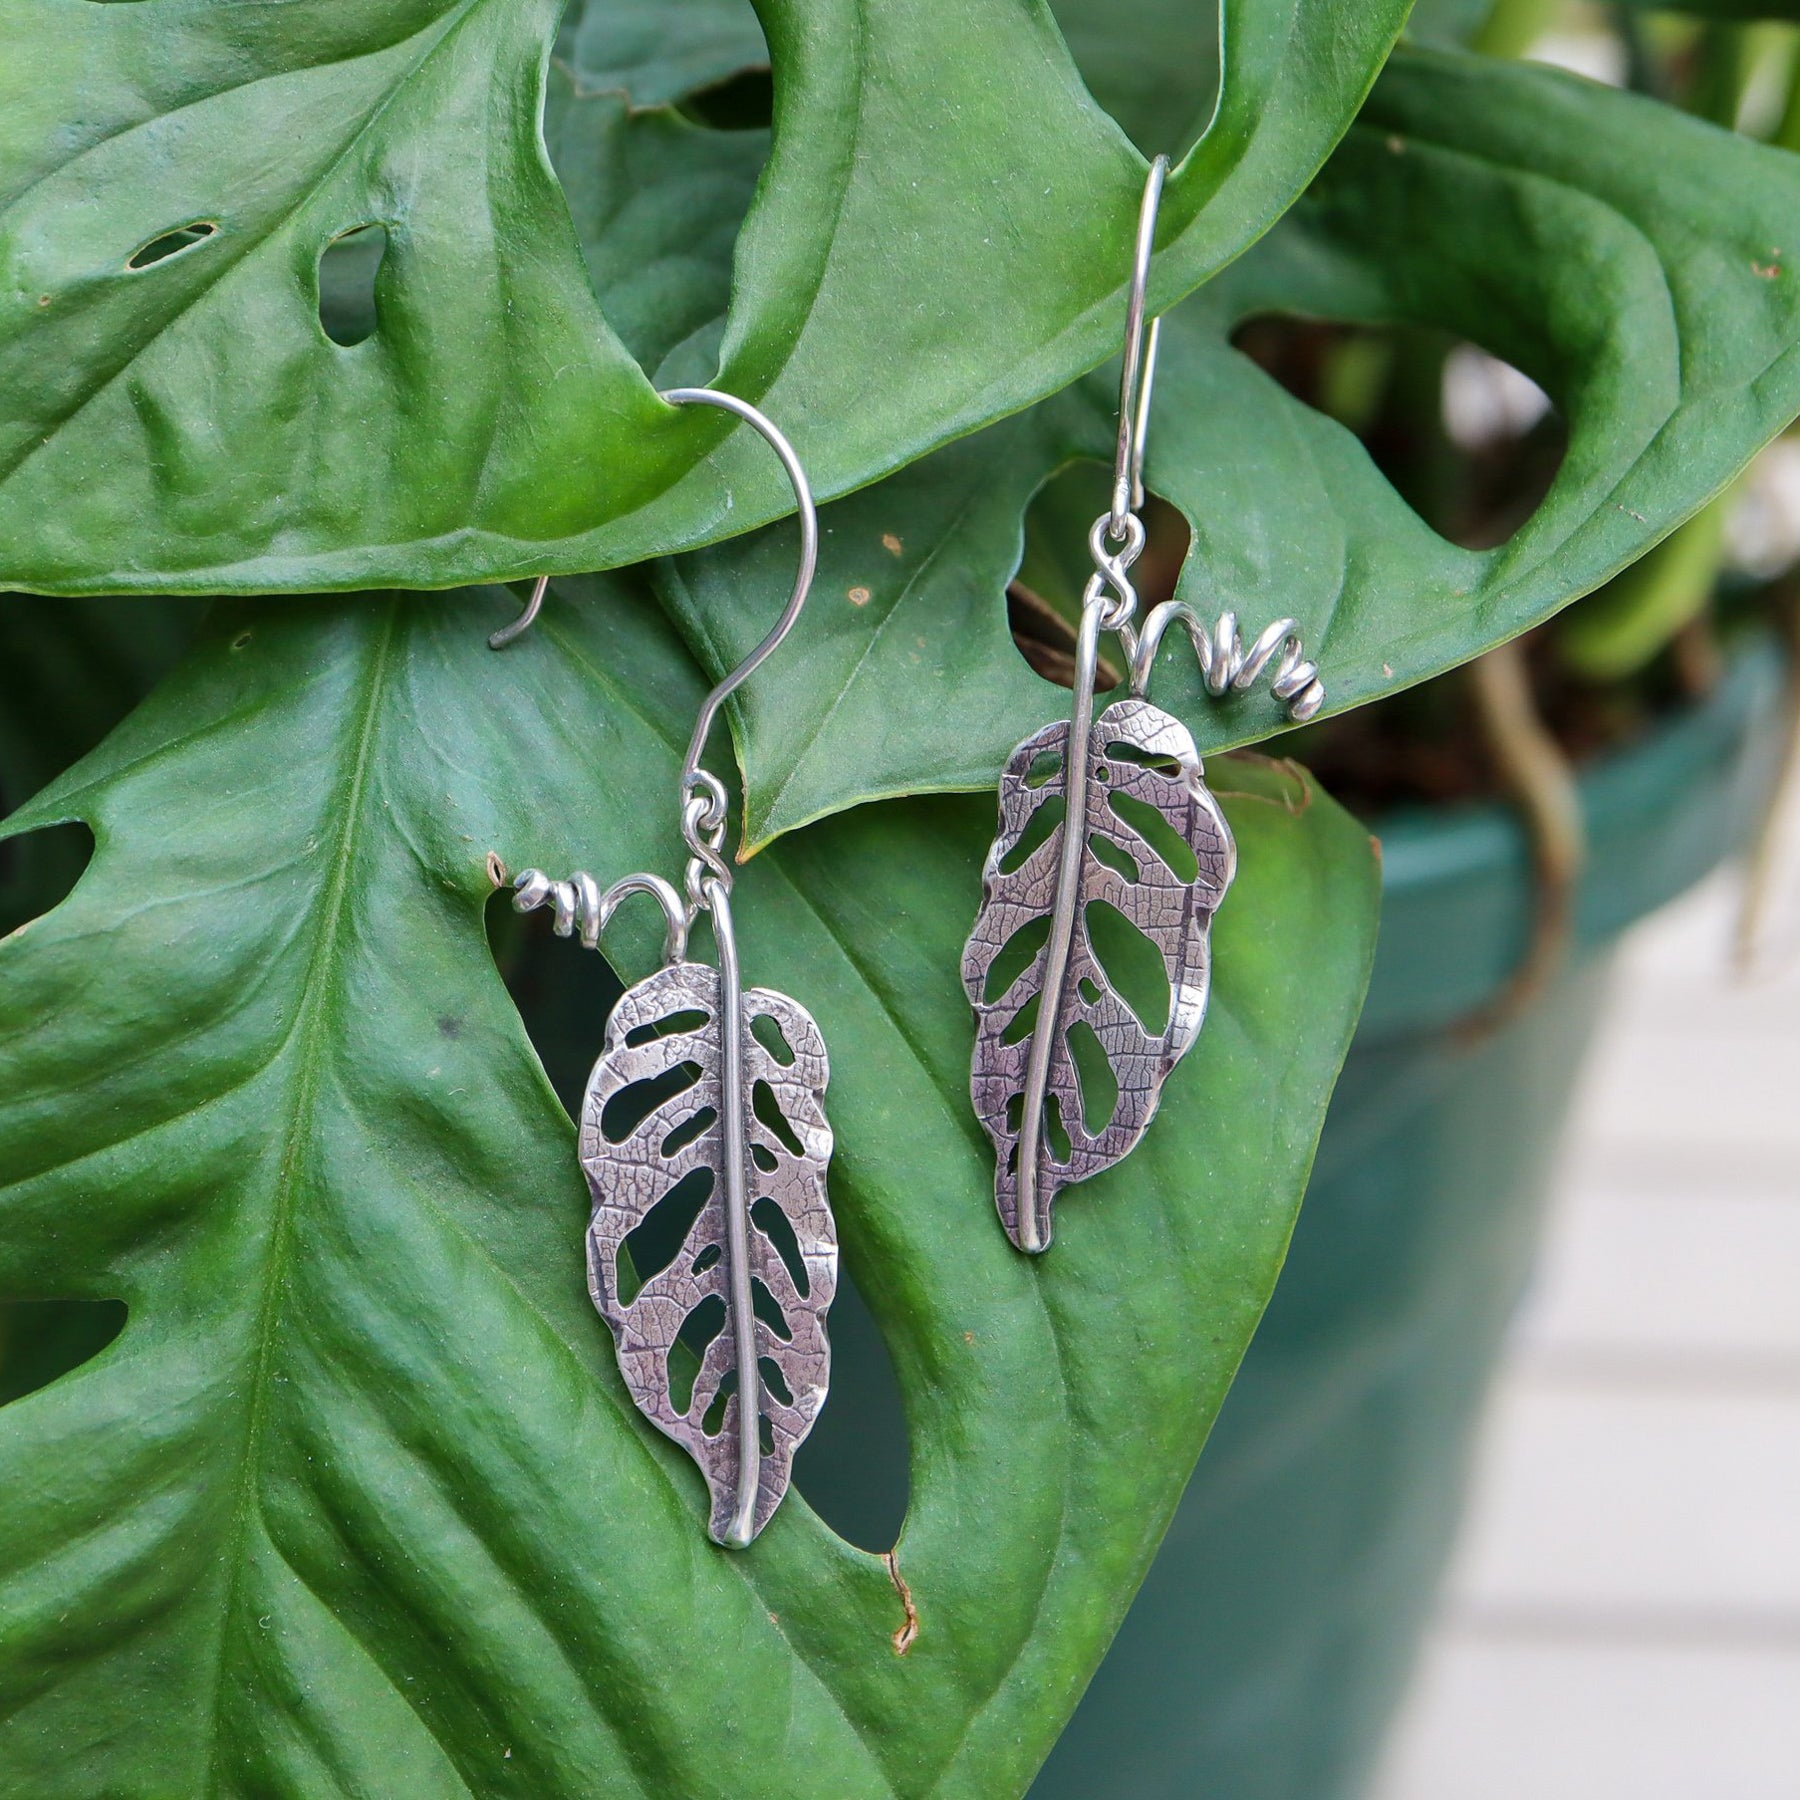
668, 1294, 726, 1415
484, 894, 625, 1118
793, 1264, 910, 1553
1085, 900, 1171, 1036
1042, 1092, 1074, 1165
660, 1104, 716, 1159
986, 914, 1051, 1006
1066, 1018, 1119, 1136
0, 821, 94, 942
1231, 316, 1566, 553
1046, 0, 1221, 160
759, 1356, 793, 1408
752, 1196, 810, 1299
626, 1008, 709, 1048
1087, 832, 1140, 883
0, 1299, 127, 1409
998, 793, 1066, 874
750, 1276, 791, 1342
318, 224, 387, 347
126, 222, 216, 270
1108, 789, 1200, 883
750, 1011, 795, 1066
751, 1079, 804, 1158
602, 1059, 703, 1145
617, 1167, 714, 1306
1013, 461, 1188, 688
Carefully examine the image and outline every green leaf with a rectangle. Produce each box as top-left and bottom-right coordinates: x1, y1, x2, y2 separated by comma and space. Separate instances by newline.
0, 0, 1410, 594
665, 46, 1800, 847
0, 589, 1377, 1796
557, 0, 770, 108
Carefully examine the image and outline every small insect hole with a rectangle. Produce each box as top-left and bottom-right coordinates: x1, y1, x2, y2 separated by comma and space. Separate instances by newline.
126, 222, 217, 271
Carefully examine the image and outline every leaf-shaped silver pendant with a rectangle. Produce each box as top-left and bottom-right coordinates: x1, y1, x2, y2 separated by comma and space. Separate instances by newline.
579, 960, 836, 1547
963, 696, 1236, 1253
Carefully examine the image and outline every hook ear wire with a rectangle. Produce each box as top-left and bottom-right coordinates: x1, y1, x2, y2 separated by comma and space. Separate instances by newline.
660, 387, 819, 807
1111, 154, 1169, 536
487, 393, 819, 814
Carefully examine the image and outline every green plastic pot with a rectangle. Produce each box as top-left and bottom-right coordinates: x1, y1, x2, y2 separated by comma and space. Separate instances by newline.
1028, 641, 1789, 1800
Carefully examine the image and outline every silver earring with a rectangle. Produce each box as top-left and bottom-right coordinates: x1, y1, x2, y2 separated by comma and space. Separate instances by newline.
501, 391, 835, 1548
963, 159, 1326, 1256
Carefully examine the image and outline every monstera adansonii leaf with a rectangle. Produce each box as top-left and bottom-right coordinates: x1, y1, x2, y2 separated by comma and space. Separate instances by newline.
0, 585, 1377, 1797
657, 45, 1800, 847
0, 0, 1411, 594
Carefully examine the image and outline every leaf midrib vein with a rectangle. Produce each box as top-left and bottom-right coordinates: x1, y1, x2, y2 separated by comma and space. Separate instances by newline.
197, 602, 401, 1798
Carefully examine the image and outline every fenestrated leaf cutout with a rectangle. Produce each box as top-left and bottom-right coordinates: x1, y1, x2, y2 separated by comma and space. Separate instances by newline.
582, 960, 835, 1547
963, 698, 1234, 1252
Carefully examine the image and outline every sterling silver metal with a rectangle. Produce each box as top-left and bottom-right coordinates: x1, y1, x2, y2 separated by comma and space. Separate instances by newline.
510, 388, 835, 1547
965, 158, 1327, 1253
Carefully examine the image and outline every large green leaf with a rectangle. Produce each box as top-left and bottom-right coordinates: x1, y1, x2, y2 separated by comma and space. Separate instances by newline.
0, 587, 1376, 1796
661, 46, 1800, 848
0, 0, 1409, 595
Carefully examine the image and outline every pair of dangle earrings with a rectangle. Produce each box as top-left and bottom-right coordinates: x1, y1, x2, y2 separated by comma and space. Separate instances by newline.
498, 160, 1324, 1548
963, 156, 1324, 1255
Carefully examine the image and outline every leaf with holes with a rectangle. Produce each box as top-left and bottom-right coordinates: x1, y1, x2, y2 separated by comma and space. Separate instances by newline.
581, 959, 835, 1547
0, 0, 1411, 592
963, 698, 1234, 1253
659, 44, 1800, 849
0, 583, 1376, 1796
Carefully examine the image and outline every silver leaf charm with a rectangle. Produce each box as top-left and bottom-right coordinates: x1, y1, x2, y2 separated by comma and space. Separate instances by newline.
579, 960, 836, 1547
962, 696, 1235, 1253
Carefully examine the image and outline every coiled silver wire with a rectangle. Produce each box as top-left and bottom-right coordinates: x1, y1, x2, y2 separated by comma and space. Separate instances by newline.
1123, 602, 1325, 724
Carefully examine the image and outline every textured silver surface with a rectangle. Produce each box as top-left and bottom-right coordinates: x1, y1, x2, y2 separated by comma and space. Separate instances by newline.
962, 696, 1236, 1253
580, 960, 836, 1546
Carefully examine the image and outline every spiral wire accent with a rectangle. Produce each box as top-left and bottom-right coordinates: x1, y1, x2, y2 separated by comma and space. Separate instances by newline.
1122, 601, 1325, 724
